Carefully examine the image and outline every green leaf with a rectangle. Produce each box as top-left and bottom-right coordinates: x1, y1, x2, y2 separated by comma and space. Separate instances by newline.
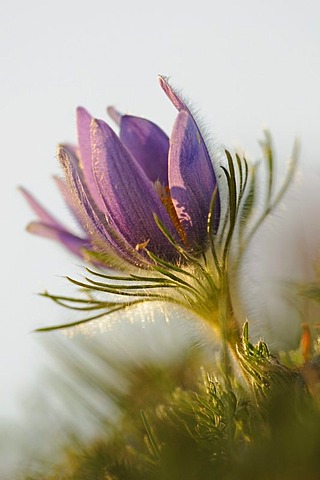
239, 163, 258, 233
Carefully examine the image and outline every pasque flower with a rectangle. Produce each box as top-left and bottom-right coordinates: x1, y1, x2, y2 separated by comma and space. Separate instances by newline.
21, 76, 298, 348
22, 77, 219, 267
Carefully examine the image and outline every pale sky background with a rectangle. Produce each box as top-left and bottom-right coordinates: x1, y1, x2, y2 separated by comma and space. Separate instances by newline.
1, 0, 320, 450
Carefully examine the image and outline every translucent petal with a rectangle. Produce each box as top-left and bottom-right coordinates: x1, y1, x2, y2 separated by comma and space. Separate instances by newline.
76, 107, 105, 211
169, 110, 218, 249
120, 115, 169, 185
90, 118, 180, 261
19, 187, 65, 229
27, 221, 89, 257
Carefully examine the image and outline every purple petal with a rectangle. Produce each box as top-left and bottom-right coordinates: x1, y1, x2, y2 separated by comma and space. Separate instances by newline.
90, 118, 180, 260
53, 176, 86, 232
158, 75, 186, 111
27, 221, 89, 257
20, 185, 91, 257
169, 110, 218, 250
107, 106, 121, 126
60, 143, 80, 161
119, 115, 169, 185
76, 107, 105, 211
19, 187, 65, 229
58, 147, 148, 266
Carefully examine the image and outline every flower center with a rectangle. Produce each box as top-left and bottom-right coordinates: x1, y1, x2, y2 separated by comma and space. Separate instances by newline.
154, 180, 188, 245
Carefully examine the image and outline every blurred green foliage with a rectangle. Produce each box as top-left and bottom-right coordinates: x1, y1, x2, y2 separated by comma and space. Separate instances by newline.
21, 324, 320, 480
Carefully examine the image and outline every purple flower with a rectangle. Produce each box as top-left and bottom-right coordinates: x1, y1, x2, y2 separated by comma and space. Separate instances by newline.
22, 77, 219, 267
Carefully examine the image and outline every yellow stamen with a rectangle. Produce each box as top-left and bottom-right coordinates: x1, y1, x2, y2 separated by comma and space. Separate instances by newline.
159, 185, 188, 246
135, 239, 150, 251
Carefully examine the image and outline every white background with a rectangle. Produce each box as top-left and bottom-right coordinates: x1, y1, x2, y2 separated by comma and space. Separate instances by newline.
1, 0, 320, 432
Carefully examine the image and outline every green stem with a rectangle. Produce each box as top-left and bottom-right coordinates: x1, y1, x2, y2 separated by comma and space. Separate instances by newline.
218, 271, 240, 374
215, 269, 240, 458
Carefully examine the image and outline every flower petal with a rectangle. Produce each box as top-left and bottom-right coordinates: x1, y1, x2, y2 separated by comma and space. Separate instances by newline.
76, 107, 105, 211
27, 221, 89, 257
107, 106, 121, 126
158, 75, 186, 111
58, 147, 148, 267
53, 175, 86, 232
20, 185, 91, 257
19, 186, 65, 229
119, 115, 169, 185
90, 118, 180, 260
169, 110, 218, 250
60, 143, 79, 161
